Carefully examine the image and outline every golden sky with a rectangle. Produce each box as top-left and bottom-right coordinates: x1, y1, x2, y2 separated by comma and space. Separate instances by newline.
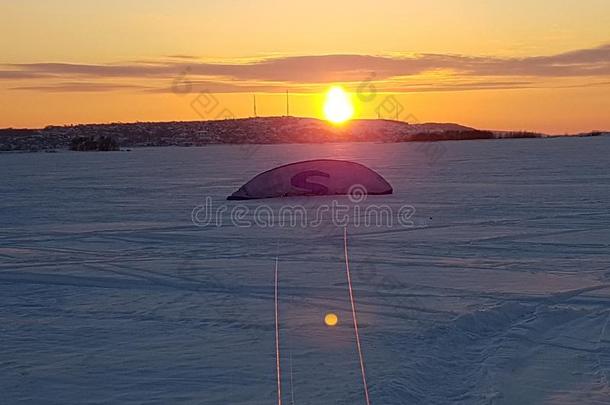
1, 0, 609, 133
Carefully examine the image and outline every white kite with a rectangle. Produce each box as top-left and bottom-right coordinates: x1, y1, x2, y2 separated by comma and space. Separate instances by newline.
227, 159, 393, 200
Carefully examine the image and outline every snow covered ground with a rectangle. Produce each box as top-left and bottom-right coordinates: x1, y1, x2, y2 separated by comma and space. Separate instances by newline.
1, 136, 610, 404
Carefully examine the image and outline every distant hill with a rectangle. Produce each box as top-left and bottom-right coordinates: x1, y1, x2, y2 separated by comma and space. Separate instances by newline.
0, 117, 607, 152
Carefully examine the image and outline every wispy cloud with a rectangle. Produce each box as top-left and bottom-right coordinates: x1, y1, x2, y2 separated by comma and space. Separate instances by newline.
0, 70, 50, 79
9, 82, 151, 92
2, 43, 609, 93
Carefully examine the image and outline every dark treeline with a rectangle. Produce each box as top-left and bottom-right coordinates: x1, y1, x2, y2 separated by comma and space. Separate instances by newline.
0, 118, 605, 152
70, 136, 119, 151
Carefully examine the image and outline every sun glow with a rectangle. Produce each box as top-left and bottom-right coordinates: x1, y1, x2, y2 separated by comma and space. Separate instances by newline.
323, 86, 354, 124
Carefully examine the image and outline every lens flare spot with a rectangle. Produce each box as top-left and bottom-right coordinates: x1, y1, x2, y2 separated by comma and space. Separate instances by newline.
324, 312, 339, 327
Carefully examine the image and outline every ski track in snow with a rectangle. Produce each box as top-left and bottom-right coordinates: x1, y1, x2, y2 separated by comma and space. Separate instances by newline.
1, 138, 610, 404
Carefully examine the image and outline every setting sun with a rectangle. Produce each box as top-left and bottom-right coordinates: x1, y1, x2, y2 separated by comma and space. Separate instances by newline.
323, 86, 354, 124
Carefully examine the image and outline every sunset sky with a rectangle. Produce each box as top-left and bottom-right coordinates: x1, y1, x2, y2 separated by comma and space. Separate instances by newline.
1, 0, 609, 133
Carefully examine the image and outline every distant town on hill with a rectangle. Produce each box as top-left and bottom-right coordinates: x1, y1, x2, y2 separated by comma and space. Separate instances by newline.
0, 116, 607, 152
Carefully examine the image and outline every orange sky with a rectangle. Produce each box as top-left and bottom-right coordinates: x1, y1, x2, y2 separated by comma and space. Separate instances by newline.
1, 0, 609, 133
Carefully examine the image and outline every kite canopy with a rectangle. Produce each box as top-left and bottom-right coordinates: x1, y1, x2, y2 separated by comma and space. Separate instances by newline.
227, 159, 393, 200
